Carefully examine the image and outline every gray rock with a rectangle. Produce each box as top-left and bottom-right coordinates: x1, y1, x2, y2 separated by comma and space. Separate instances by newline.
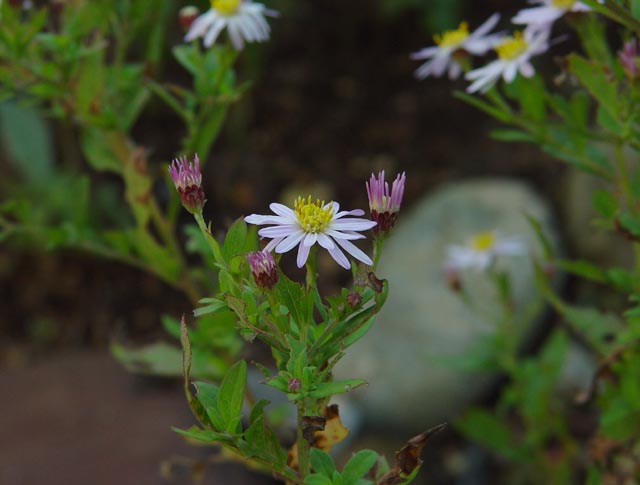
334, 178, 559, 430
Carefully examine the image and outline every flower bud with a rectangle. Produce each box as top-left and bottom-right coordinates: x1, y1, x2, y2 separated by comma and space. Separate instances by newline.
179, 6, 200, 32
246, 251, 278, 290
288, 378, 301, 392
619, 39, 639, 80
168, 155, 206, 214
366, 171, 406, 238
346, 291, 362, 308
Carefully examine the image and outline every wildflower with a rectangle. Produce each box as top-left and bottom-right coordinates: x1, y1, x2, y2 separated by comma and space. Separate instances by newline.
512, 0, 591, 33
465, 29, 550, 93
366, 171, 406, 237
411, 14, 501, 80
245, 197, 376, 270
246, 251, 278, 289
184, 0, 278, 50
445, 231, 526, 271
288, 378, 301, 392
619, 39, 639, 80
168, 155, 206, 214
179, 6, 200, 32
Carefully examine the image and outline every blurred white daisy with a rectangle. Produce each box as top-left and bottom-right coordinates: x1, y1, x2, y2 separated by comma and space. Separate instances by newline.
445, 231, 526, 271
185, 0, 278, 50
512, 0, 591, 33
411, 14, 502, 80
465, 28, 550, 93
245, 197, 376, 269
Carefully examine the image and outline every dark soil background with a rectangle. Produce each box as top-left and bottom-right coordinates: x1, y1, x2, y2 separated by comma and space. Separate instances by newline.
0, 0, 584, 483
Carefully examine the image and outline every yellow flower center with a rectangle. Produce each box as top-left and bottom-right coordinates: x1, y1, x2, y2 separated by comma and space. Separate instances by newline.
211, 0, 241, 15
495, 32, 528, 60
551, 0, 575, 8
470, 231, 496, 252
294, 196, 334, 233
434, 22, 469, 48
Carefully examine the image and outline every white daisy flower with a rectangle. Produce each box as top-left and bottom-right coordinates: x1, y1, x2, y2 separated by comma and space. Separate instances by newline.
245, 197, 376, 270
512, 0, 591, 33
185, 0, 278, 50
411, 14, 502, 80
465, 28, 550, 93
445, 231, 526, 271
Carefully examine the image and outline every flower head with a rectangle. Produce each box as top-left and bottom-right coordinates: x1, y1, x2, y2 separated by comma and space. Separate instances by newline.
184, 0, 278, 50
445, 231, 526, 271
244, 197, 376, 270
168, 155, 206, 214
512, 0, 591, 33
411, 14, 502, 80
465, 28, 550, 93
246, 250, 278, 289
366, 171, 406, 237
619, 39, 639, 80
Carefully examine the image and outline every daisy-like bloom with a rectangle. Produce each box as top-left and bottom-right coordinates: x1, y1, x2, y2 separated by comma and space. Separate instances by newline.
465, 28, 550, 93
244, 197, 376, 270
184, 0, 278, 50
445, 231, 526, 271
246, 250, 278, 289
366, 171, 406, 238
411, 14, 501, 80
512, 0, 591, 33
168, 155, 206, 214
619, 39, 639, 80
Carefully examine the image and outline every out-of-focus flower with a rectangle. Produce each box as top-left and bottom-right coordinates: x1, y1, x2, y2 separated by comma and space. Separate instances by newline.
465, 29, 550, 93
346, 291, 362, 308
168, 155, 206, 214
411, 14, 502, 80
184, 0, 278, 50
366, 171, 406, 238
246, 250, 278, 289
179, 6, 200, 32
445, 231, 526, 271
245, 197, 376, 269
288, 378, 301, 392
619, 39, 639, 80
512, 0, 591, 33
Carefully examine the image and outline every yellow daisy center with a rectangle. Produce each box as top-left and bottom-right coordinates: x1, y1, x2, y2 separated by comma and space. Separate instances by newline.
294, 196, 334, 233
495, 32, 528, 60
469, 231, 496, 252
551, 0, 575, 8
434, 22, 469, 48
212, 0, 241, 15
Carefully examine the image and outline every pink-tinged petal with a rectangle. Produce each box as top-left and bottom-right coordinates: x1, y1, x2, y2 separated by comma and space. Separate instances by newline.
264, 238, 282, 252
185, 10, 217, 41
303, 233, 318, 247
296, 242, 311, 267
334, 208, 365, 219
328, 245, 350, 269
335, 238, 373, 266
330, 219, 377, 231
410, 46, 439, 60
326, 229, 366, 240
245, 214, 290, 225
317, 233, 335, 250
269, 202, 296, 218
258, 225, 298, 238
275, 231, 305, 253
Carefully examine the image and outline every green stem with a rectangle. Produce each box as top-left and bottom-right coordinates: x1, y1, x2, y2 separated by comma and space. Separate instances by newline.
372, 237, 385, 270
614, 142, 633, 209
194, 211, 224, 264
296, 401, 311, 480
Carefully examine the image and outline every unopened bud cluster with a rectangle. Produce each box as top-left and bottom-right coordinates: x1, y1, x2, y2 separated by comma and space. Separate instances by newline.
168, 155, 206, 214
246, 251, 278, 290
366, 171, 406, 238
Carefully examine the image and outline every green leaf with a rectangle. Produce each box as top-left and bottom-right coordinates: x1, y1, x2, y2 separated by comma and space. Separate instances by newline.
276, 275, 313, 329
0, 101, 53, 186
304, 475, 334, 485
567, 54, 620, 124
342, 450, 377, 482
591, 189, 618, 220
193, 297, 226, 317
454, 91, 512, 123
222, 217, 248, 262
456, 408, 519, 459
308, 379, 367, 399
554, 259, 607, 283
217, 360, 247, 434
489, 129, 535, 143
618, 211, 640, 237
160, 315, 182, 339
525, 214, 554, 260
310, 448, 336, 478
172, 425, 232, 443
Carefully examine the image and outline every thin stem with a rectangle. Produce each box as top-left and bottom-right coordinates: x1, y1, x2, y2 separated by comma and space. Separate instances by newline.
614, 142, 633, 209
296, 401, 311, 480
194, 211, 224, 264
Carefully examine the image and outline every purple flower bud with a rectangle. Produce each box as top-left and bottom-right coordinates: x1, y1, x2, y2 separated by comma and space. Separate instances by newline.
346, 291, 362, 308
366, 171, 406, 237
619, 39, 639, 80
168, 155, 206, 214
288, 378, 301, 392
246, 251, 278, 289
179, 6, 200, 32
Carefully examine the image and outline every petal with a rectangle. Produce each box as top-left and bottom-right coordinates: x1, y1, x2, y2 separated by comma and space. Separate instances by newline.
245, 214, 290, 225
269, 202, 296, 218
296, 242, 311, 268
470, 13, 500, 38
258, 224, 298, 238
275, 230, 305, 253
330, 218, 377, 231
334, 238, 373, 266
185, 10, 216, 41
264, 237, 282, 252
317, 233, 335, 250
327, 244, 351, 269
303, 233, 318, 247
334, 208, 365, 219
203, 17, 227, 47
326, 229, 366, 240
410, 46, 439, 60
